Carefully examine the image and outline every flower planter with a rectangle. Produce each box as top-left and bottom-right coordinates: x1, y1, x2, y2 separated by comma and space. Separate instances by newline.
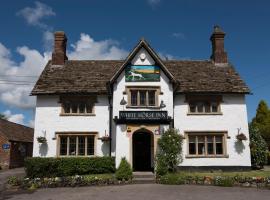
236, 133, 247, 141
37, 136, 47, 144
98, 136, 111, 142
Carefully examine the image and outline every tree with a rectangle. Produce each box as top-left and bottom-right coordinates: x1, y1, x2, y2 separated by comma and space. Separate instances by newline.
115, 157, 133, 181
249, 123, 268, 168
0, 113, 6, 119
251, 100, 270, 150
156, 128, 183, 175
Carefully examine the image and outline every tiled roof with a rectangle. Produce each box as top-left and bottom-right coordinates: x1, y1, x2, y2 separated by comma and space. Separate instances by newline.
0, 119, 34, 143
31, 60, 250, 95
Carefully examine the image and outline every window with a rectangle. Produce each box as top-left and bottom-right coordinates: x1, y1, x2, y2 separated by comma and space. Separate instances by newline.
61, 96, 95, 115
186, 95, 222, 114
58, 134, 96, 156
127, 87, 159, 107
187, 133, 226, 157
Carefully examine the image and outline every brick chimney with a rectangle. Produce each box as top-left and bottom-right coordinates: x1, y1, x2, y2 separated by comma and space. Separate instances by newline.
52, 31, 68, 65
210, 25, 228, 64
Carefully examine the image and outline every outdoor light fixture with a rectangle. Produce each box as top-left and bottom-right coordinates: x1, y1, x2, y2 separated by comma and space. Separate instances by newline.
120, 97, 127, 110
160, 100, 166, 109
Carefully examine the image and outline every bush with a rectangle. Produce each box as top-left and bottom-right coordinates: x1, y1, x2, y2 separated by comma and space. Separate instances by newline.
115, 158, 132, 181
25, 157, 115, 178
249, 124, 268, 168
156, 128, 183, 175
7, 176, 22, 186
214, 176, 234, 187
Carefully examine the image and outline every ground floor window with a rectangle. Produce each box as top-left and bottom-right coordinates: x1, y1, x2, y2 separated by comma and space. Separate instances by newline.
187, 133, 226, 157
58, 133, 96, 156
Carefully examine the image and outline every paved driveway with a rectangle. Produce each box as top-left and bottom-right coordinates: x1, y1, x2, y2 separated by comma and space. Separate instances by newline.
0, 168, 25, 193
1, 184, 270, 200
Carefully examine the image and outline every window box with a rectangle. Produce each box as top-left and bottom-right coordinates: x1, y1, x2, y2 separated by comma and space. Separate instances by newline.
37, 136, 47, 144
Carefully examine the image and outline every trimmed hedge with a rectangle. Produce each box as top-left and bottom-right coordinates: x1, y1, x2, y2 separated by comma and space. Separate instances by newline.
25, 157, 115, 178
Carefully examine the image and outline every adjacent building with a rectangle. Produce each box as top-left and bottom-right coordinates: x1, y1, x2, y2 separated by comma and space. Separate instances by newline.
0, 119, 33, 169
31, 26, 251, 171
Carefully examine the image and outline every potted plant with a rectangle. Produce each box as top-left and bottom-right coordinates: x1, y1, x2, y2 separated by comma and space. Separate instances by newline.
236, 133, 247, 141
37, 136, 47, 144
98, 136, 110, 142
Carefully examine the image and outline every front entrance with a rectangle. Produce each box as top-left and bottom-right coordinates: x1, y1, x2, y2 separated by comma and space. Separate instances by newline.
132, 131, 152, 171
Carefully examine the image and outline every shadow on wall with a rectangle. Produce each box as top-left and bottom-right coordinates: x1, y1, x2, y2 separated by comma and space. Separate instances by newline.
39, 143, 48, 157
101, 142, 110, 156
234, 141, 245, 154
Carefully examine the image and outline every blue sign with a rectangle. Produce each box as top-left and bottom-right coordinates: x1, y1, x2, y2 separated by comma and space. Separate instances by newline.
2, 144, 10, 150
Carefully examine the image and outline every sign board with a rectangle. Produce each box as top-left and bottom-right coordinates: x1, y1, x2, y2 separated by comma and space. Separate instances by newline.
125, 65, 160, 82
115, 111, 171, 124
2, 144, 10, 150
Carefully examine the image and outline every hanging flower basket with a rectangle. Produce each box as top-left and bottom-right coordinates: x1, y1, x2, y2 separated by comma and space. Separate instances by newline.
98, 136, 111, 142
37, 136, 47, 144
236, 133, 247, 141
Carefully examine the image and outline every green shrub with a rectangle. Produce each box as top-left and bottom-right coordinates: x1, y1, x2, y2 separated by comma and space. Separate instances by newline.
214, 176, 234, 187
159, 173, 186, 185
115, 158, 133, 181
7, 176, 21, 186
24, 157, 115, 178
156, 128, 183, 175
249, 124, 268, 168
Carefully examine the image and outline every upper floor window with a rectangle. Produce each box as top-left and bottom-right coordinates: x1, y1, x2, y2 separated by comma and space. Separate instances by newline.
186, 95, 222, 114
60, 96, 96, 115
127, 87, 160, 107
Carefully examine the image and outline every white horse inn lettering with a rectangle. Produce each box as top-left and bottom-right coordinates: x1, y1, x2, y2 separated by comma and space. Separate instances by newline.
31, 26, 251, 171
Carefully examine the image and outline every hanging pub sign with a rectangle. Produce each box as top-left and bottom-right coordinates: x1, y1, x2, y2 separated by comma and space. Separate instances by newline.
115, 111, 171, 124
125, 65, 160, 82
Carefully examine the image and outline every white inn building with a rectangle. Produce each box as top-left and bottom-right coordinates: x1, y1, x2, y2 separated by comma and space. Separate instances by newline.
32, 26, 251, 171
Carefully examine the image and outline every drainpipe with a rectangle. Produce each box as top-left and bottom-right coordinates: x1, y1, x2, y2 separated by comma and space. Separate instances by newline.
107, 82, 113, 157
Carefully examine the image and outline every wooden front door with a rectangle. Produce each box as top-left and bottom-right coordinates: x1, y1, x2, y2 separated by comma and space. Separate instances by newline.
132, 132, 152, 171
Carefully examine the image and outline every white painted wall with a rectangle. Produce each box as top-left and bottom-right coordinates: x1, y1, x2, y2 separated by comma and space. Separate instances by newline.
112, 49, 174, 166
174, 94, 251, 167
33, 95, 110, 157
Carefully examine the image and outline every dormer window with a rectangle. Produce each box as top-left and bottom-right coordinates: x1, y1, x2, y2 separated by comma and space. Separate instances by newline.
60, 96, 96, 116
186, 95, 222, 115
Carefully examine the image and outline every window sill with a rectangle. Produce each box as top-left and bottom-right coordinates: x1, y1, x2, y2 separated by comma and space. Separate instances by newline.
126, 106, 160, 109
60, 113, 96, 116
57, 155, 96, 157
185, 154, 229, 158
187, 112, 223, 116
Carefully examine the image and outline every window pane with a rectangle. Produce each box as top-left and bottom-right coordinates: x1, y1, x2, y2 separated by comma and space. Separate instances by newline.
211, 102, 218, 112
71, 104, 78, 113
60, 136, 67, 155
79, 103, 85, 113
188, 136, 196, 155
148, 91, 156, 106
198, 136, 205, 155
207, 136, 214, 155
189, 103, 196, 113
87, 136, 95, 155
131, 90, 137, 106
197, 102, 204, 113
205, 102, 211, 113
78, 136, 85, 156
139, 91, 146, 106
63, 103, 71, 113
86, 103, 93, 113
215, 136, 223, 154
69, 136, 77, 156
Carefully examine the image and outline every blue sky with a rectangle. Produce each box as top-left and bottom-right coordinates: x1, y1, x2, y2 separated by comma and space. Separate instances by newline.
0, 0, 269, 126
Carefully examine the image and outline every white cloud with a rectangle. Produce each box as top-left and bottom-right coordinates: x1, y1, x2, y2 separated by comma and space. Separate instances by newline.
147, 0, 161, 8
0, 34, 128, 110
68, 33, 128, 60
3, 110, 25, 125
172, 32, 186, 40
17, 1, 55, 29
28, 119, 35, 128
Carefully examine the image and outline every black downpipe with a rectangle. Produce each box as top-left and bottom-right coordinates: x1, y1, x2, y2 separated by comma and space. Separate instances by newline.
108, 95, 112, 157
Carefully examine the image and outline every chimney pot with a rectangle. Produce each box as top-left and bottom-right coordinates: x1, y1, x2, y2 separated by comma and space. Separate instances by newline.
52, 31, 68, 65
210, 25, 228, 64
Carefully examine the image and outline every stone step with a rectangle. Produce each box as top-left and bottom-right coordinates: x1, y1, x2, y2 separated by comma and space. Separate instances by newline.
132, 172, 156, 184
